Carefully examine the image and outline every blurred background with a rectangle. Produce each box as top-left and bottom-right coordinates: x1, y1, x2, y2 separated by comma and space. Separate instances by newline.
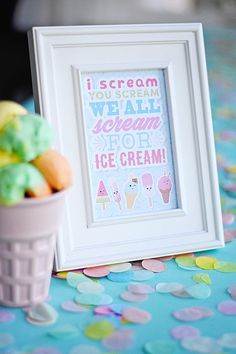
0, 0, 236, 103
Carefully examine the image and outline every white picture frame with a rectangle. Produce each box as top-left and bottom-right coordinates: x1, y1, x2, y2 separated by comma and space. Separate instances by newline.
28, 23, 224, 271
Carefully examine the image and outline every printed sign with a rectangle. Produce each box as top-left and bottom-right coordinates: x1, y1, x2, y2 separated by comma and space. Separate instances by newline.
80, 69, 178, 221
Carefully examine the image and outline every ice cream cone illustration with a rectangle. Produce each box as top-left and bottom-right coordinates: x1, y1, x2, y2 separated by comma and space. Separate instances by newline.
142, 172, 154, 208
110, 180, 122, 209
158, 172, 172, 204
124, 176, 139, 209
96, 180, 110, 210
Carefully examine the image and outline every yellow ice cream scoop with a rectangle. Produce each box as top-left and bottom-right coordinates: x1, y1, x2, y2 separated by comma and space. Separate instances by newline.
0, 149, 20, 167
0, 101, 27, 130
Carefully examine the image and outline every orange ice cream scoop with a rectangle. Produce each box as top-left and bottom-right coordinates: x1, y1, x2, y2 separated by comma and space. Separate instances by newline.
32, 149, 72, 191
27, 182, 52, 198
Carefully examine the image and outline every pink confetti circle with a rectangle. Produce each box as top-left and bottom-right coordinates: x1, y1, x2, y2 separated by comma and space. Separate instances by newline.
120, 291, 148, 302
173, 307, 213, 321
128, 282, 155, 295
170, 325, 200, 340
0, 310, 15, 322
227, 285, 236, 299
224, 230, 236, 243
156, 255, 174, 262
142, 259, 166, 272
218, 300, 236, 315
102, 329, 134, 351
156, 282, 184, 293
223, 183, 236, 193
221, 130, 236, 140
172, 289, 192, 298
122, 307, 152, 324
222, 213, 235, 225
94, 305, 113, 316
83, 266, 110, 278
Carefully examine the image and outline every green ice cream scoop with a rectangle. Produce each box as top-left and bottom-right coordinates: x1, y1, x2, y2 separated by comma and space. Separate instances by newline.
0, 113, 53, 161
0, 163, 48, 205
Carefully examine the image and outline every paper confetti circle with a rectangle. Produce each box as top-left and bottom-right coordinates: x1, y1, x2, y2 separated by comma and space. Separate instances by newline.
75, 293, 113, 306
156, 255, 174, 261
218, 333, 236, 349
227, 285, 236, 299
61, 301, 90, 313
128, 282, 155, 294
106, 262, 132, 272
185, 283, 211, 299
26, 303, 58, 326
110, 303, 127, 315
224, 229, 236, 243
175, 255, 196, 267
156, 282, 184, 293
218, 300, 236, 315
144, 339, 177, 354
181, 336, 222, 353
120, 291, 148, 302
173, 307, 214, 321
195, 256, 217, 270
66, 272, 90, 287
214, 261, 236, 272
48, 325, 79, 339
107, 270, 134, 282
192, 273, 212, 285
222, 213, 235, 225
84, 320, 115, 340
0, 310, 15, 323
172, 288, 192, 298
102, 329, 134, 350
170, 325, 200, 340
83, 266, 110, 278
122, 307, 152, 324
141, 259, 166, 272
77, 281, 105, 294
94, 305, 113, 316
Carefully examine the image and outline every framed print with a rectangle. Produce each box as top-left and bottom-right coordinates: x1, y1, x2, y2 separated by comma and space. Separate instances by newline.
28, 23, 224, 271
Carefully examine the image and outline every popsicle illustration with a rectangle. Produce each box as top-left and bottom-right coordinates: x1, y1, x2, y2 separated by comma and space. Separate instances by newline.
142, 173, 154, 208
110, 180, 122, 209
96, 180, 110, 210
124, 176, 139, 209
158, 172, 172, 204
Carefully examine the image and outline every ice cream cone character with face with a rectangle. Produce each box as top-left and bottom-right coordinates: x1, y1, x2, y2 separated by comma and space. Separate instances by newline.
125, 176, 139, 209
96, 180, 110, 210
142, 172, 154, 208
158, 172, 172, 204
110, 180, 122, 209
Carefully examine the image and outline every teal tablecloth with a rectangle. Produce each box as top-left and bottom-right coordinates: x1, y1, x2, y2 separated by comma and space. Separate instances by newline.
1, 27, 236, 354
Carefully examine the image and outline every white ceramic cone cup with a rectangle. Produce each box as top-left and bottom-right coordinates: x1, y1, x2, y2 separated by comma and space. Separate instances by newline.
0, 190, 66, 307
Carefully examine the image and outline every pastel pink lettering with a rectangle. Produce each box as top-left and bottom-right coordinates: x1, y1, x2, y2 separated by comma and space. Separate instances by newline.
136, 150, 143, 165
92, 116, 161, 134
127, 79, 134, 88
95, 153, 116, 169
100, 80, 107, 89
